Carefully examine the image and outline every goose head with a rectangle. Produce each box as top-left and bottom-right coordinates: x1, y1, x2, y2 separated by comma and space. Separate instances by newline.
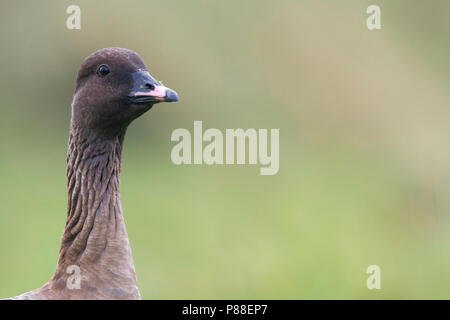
71, 47, 178, 137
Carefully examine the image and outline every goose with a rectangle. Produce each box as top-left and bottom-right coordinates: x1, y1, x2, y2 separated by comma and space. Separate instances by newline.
6, 47, 178, 299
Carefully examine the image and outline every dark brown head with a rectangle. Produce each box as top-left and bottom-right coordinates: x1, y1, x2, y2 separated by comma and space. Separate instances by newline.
71, 47, 178, 137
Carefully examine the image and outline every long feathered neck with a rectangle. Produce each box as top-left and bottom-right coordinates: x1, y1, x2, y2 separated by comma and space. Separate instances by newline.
47, 124, 140, 299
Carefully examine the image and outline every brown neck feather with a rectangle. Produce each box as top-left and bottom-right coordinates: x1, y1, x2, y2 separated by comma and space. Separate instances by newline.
46, 125, 140, 299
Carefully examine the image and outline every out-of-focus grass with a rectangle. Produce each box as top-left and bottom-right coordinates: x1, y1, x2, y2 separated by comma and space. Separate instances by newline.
0, 0, 449, 299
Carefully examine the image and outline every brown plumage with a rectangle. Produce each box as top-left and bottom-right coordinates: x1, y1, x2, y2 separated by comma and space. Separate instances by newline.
6, 47, 178, 300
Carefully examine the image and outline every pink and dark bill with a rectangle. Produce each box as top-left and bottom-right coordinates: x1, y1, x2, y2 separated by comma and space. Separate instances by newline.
128, 70, 178, 103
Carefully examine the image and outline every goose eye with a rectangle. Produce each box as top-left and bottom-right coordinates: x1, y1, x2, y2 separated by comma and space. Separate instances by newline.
97, 64, 110, 77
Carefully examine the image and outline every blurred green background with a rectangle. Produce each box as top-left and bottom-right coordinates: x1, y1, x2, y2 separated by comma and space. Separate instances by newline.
0, 0, 449, 299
